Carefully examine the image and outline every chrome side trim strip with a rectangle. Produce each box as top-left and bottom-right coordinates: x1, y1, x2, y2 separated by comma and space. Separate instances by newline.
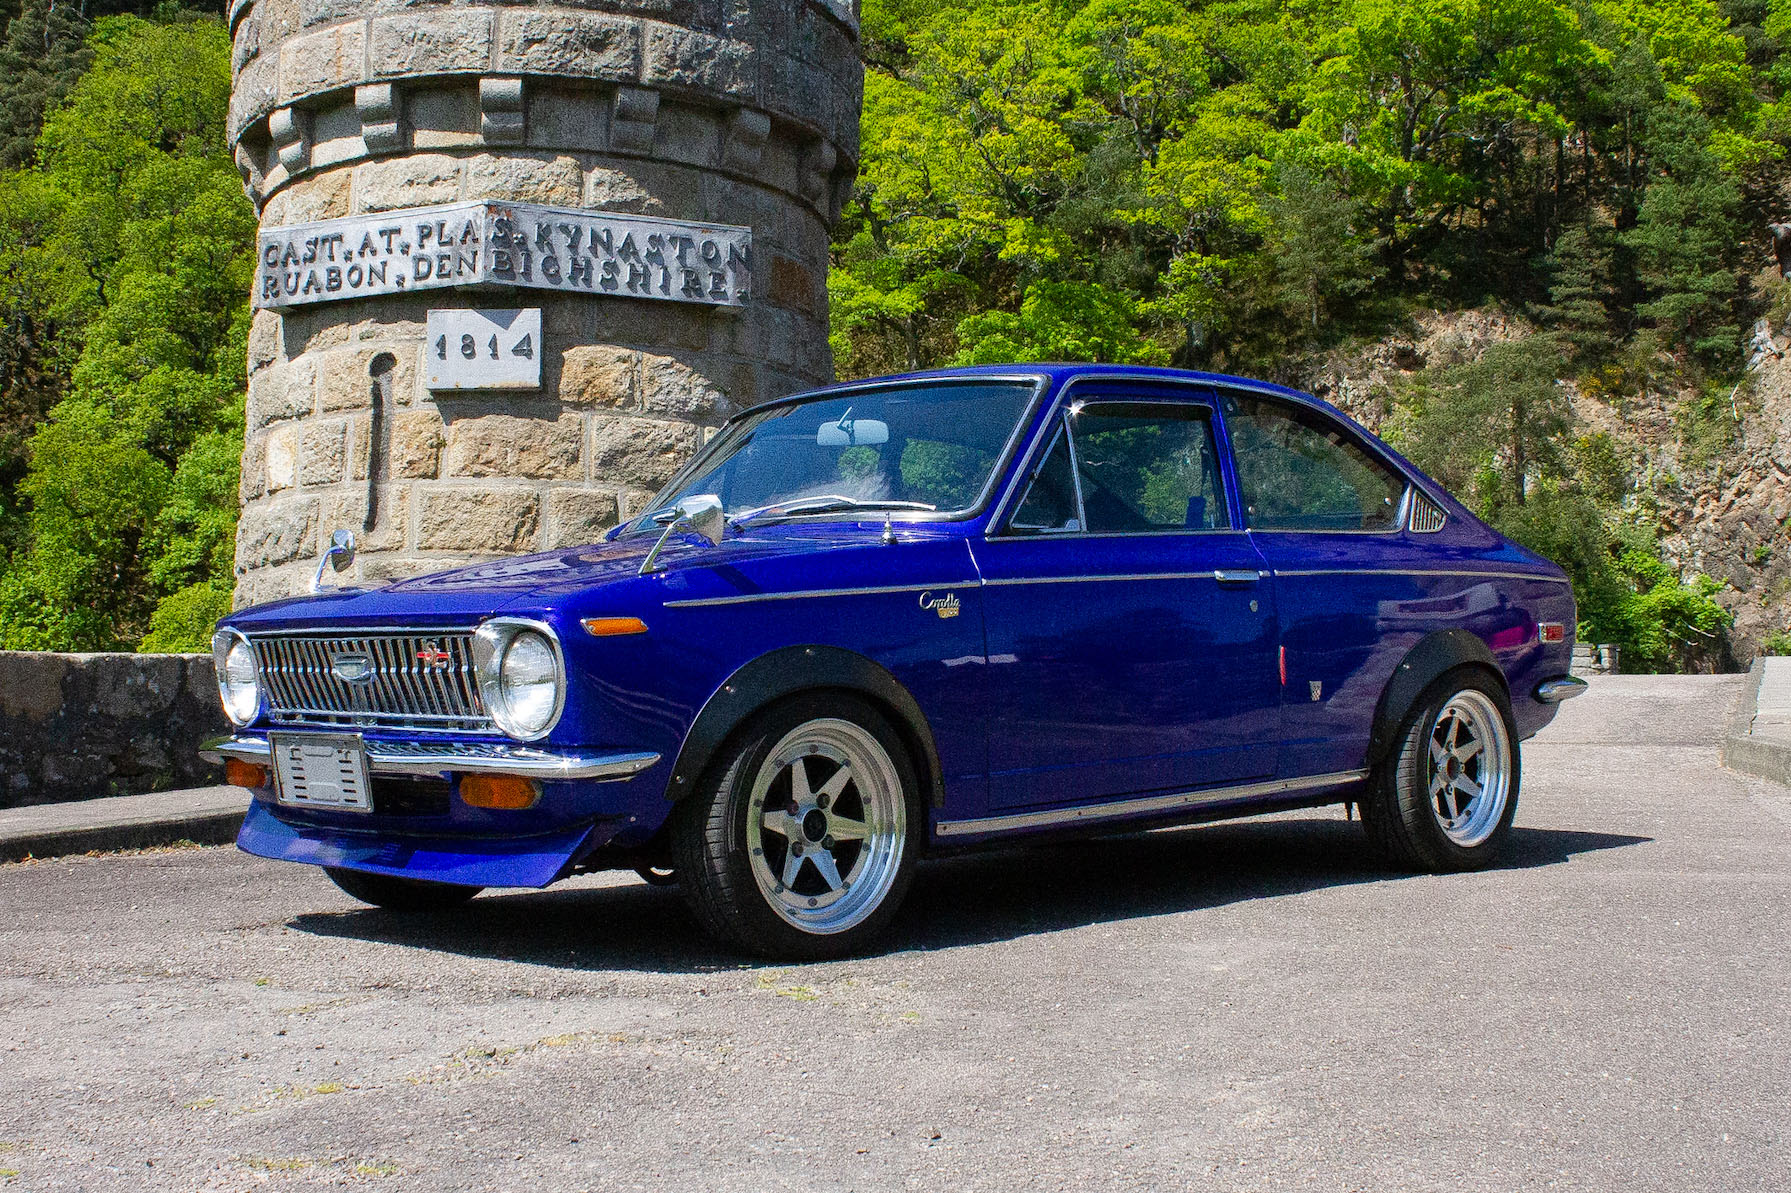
1272, 568, 1572, 585
203, 735, 659, 781
982, 571, 1260, 587
933, 769, 1370, 837
662, 581, 969, 609
1534, 676, 1588, 704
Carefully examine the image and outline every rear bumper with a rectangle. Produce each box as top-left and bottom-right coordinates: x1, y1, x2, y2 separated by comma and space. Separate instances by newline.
237, 800, 617, 888
203, 734, 658, 781
1534, 675, 1588, 704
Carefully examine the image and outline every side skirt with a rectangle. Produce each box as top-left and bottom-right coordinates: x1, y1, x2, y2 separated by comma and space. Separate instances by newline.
933, 770, 1369, 840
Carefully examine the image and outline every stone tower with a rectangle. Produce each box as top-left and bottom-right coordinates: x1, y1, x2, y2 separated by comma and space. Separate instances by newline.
227, 0, 861, 603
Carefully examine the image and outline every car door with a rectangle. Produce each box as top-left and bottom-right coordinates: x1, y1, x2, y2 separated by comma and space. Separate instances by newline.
972, 385, 1279, 811
1216, 389, 1432, 780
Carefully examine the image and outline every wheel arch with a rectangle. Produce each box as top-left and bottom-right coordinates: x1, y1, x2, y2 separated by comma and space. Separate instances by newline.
1368, 630, 1508, 765
663, 645, 947, 810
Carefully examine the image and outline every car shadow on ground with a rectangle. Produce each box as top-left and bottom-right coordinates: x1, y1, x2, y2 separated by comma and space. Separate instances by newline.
285, 816, 1650, 974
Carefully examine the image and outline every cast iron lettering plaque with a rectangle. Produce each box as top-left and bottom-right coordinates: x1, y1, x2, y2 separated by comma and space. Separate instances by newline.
254, 201, 752, 311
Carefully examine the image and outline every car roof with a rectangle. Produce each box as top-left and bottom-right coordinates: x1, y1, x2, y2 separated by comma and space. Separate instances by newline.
728, 364, 1326, 423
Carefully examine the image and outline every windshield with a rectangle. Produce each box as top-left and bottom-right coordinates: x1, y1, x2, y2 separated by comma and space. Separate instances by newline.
621, 380, 1037, 534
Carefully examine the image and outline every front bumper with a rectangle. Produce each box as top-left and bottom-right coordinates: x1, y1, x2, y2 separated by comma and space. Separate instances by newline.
237, 801, 613, 887
202, 735, 658, 781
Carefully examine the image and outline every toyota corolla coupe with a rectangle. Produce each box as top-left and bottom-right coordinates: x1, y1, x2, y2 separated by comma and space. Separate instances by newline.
205, 365, 1584, 958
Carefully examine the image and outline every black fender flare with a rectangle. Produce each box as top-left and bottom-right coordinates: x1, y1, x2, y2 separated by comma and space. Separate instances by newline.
1367, 630, 1506, 765
662, 645, 946, 808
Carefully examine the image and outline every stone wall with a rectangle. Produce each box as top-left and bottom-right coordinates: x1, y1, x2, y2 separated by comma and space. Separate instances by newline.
0, 653, 228, 808
229, 0, 862, 604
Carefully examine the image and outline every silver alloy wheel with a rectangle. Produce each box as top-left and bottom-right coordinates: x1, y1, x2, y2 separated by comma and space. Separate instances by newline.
743, 717, 907, 935
1426, 689, 1512, 847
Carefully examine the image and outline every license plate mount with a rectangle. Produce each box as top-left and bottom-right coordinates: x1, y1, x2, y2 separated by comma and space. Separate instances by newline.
269, 733, 373, 813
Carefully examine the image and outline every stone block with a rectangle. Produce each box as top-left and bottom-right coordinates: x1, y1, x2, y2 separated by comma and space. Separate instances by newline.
279, 22, 366, 104
525, 88, 605, 151
611, 86, 660, 153
240, 435, 268, 502
639, 353, 729, 418
496, 12, 640, 79
463, 153, 583, 206
321, 344, 415, 412
444, 413, 584, 479
229, 52, 279, 145
356, 83, 403, 154
248, 309, 284, 374
643, 24, 754, 101
348, 414, 372, 481
416, 489, 540, 552
722, 107, 771, 172
407, 84, 482, 148
249, 356, 316, 429
583, 166, 660, 212
560, 346, 638, 407
234, 15, 263, 75
238, 497, 319, 567
546, 488, 620, 548
0, 652, 68, 722
479, 76, 526, 145
588, 415, 703, 490
268, 105, 312, 174
353, 153, 463, 213
766, 253, 820, 316
80, 653, 183, 721
299, 419, 349, 485
278, 168, 353, 223
323, 485, 409, 552
392, 409, 446, 478
369, 11, 494, 79
656, 104, 720, 167
266, 428, 298, 492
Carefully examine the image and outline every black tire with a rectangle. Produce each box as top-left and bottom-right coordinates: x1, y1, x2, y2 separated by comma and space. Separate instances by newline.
1360, 667, 1520, 872
325, 866, 483, 911
671, 693, 923, 961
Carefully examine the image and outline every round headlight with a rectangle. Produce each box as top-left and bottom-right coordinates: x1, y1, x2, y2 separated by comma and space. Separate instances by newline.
213, 630, 261, 726
499, 632, 559, 737
474, 621, 565, 741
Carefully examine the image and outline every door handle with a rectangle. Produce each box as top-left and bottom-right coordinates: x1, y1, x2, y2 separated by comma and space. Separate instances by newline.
1213, 569, 1261, 585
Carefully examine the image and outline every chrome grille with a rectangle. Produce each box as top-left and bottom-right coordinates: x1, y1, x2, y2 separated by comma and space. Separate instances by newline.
1408, 491, 1448, 533
250, 631, 491, 732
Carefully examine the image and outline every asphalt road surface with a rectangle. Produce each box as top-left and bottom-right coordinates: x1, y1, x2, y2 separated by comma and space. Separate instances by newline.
1, 675, 1787, 1192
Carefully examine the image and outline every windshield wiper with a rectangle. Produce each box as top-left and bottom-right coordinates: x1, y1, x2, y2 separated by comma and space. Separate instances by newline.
727, 495, 937, 533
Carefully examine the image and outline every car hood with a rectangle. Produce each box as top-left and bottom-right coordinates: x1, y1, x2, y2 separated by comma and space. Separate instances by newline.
227, 524, 957, 629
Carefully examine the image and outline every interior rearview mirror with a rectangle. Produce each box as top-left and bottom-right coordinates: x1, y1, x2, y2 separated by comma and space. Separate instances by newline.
817, 418, 888, 447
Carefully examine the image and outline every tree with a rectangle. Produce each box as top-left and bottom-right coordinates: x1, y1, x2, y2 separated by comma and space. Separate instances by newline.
1391, 336, 1575, 508
1264, 162, 1383, 329
0, 12, 250, 651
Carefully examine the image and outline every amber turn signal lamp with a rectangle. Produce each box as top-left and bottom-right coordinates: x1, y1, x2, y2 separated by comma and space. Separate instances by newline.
224, 759, 269, 789
459, 774, 540, 810
581, 616, 648, 637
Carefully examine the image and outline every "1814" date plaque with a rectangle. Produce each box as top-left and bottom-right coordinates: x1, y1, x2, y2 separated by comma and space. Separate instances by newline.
424, 308, 543, 391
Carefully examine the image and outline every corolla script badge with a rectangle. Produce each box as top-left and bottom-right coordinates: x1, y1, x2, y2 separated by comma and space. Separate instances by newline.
331, 652, 374, 684
919, 591, 960, 619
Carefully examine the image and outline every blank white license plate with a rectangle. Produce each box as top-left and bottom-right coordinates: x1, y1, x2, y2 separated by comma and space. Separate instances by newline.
270, 733, 372, 813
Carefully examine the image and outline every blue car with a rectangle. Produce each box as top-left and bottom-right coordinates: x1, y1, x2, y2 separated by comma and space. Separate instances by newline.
206, 365, 1585, 958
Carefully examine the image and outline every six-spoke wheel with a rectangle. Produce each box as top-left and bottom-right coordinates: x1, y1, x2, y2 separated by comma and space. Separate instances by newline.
1361, 670, 1520, 872
672, 694, 920, 959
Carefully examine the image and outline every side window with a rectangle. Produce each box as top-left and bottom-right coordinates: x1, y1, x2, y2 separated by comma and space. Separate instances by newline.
1010, 427, 1080, 532
1222, 394, 1405, 531
1070, 402, 1228, 533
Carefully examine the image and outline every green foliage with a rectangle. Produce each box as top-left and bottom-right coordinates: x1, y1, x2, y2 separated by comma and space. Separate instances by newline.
1389, 338, 1574, 509
841, 0, 1780, 375
138, 580, 231, 653
0, 12, 248, 651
